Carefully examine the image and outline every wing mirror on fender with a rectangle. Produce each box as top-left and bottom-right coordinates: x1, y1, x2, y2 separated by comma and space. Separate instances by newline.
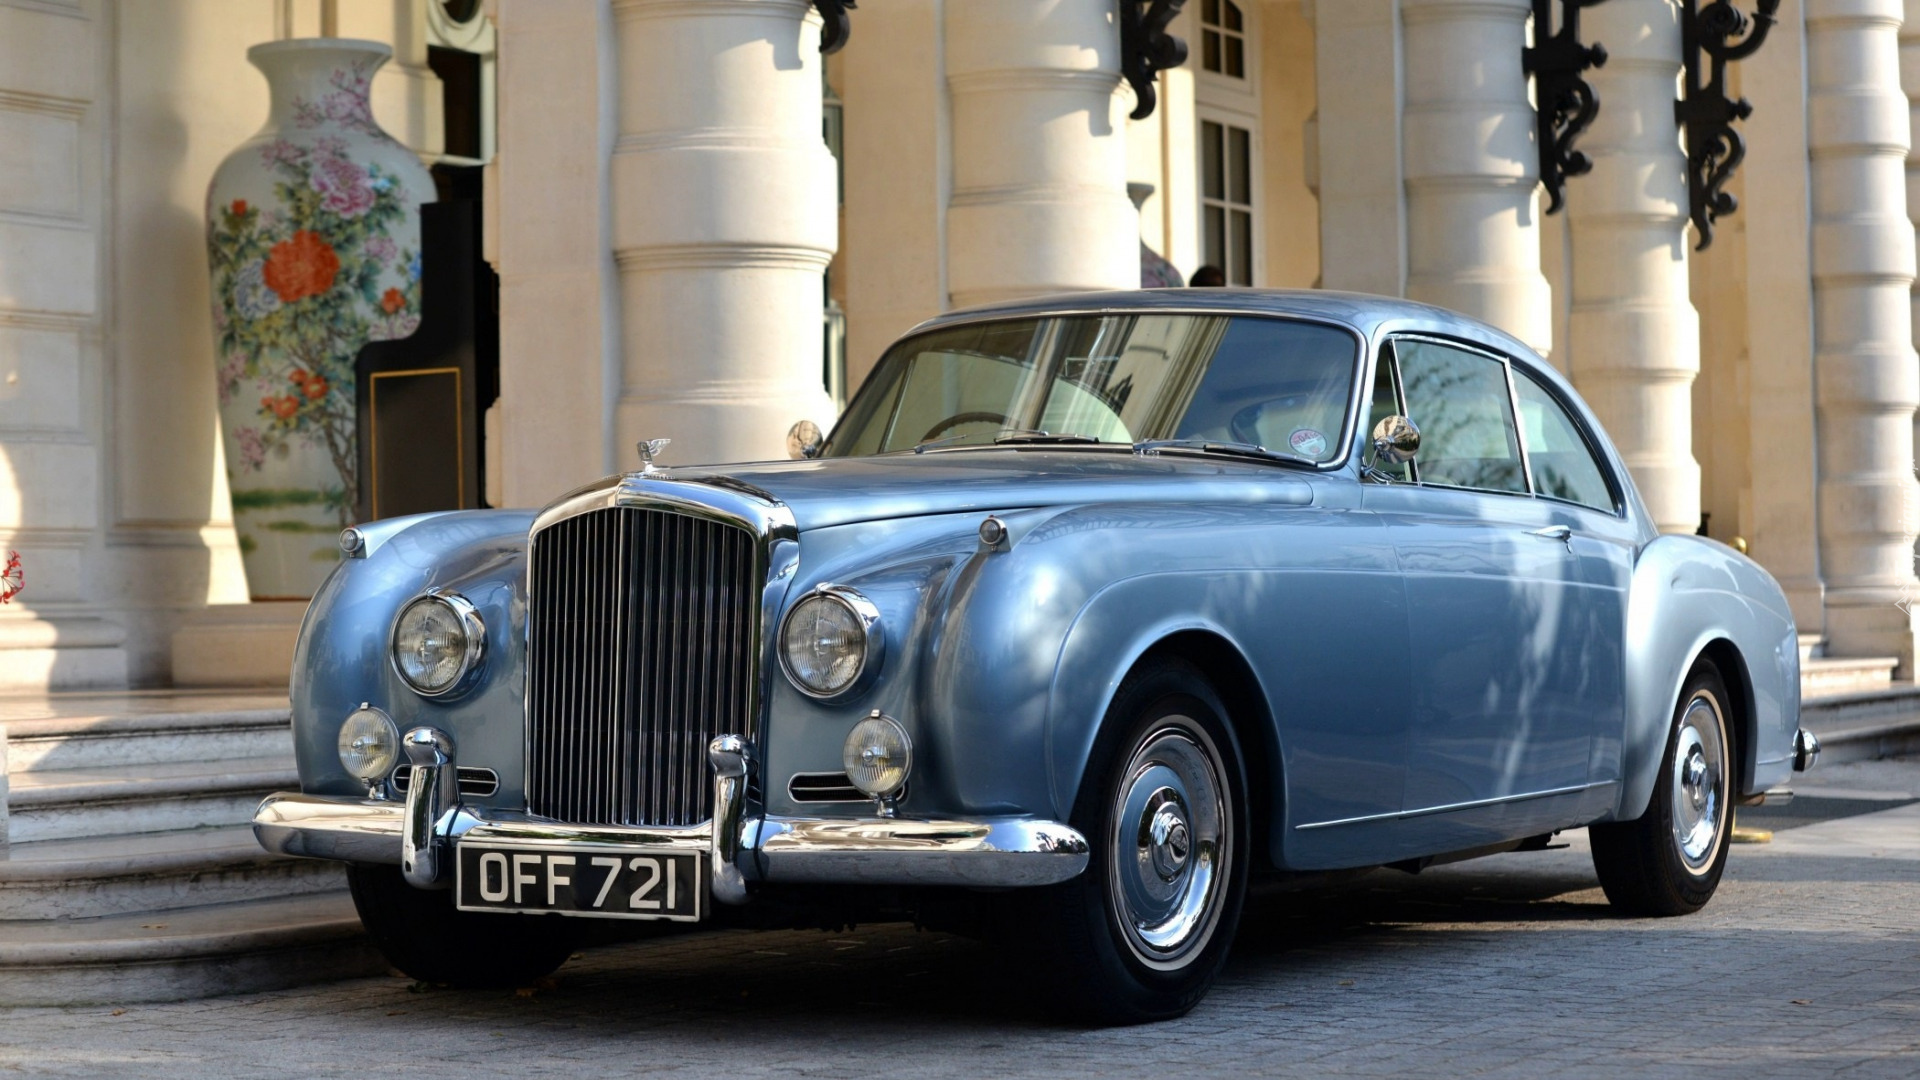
788, 419, 825, 460
1364, 415, 1420, 482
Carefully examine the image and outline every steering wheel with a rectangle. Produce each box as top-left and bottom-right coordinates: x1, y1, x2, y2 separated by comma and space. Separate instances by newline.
921, 411, 1012, 442
1228, 402, 1268, 446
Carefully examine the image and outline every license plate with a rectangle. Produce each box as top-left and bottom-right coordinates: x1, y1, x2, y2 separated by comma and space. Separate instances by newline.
455, 841, 704, 922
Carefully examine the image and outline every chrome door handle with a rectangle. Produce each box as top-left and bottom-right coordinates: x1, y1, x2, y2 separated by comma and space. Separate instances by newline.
1528, 524, 1573, 548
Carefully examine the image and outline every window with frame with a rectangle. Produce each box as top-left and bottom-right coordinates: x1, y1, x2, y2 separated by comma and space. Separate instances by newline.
1201, 119, 1255, 286
1392, 339, 1527, 494
1200, 0, 1247, 78
1513, 368, 1616, 512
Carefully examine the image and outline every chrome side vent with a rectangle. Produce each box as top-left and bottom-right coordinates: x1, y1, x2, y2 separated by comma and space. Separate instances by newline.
526, 505, 760, 828
787, 771, 905, 804
392, 765, 499, 798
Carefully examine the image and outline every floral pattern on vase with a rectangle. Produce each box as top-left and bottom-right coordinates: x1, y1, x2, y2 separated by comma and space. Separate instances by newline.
206, 39, 435, 599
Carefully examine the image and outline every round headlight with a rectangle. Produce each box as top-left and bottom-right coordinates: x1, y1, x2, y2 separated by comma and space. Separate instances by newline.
780, 587, 881, 698
338, 704, 399, 781
843, 712, 912, 798
390, 592, 484, 697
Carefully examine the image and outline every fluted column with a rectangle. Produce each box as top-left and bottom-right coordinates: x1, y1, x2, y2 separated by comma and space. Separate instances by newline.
944, 0, 1137, 309
1401, 0, 1553, 354
609, 0, 838, 465
1808, 0, 1920, 669
1566, 0, 1701, 535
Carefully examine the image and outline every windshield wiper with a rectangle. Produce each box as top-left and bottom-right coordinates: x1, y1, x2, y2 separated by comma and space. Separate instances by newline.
913, 428, 1095, 453
994, 432, 1101, 445
1132, 438, 1317, 469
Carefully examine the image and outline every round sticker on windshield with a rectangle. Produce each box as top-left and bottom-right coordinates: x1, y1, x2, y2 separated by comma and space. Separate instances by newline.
1289, 428, 1328, 458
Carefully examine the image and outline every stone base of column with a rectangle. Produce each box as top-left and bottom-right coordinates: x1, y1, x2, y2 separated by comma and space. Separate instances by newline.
170, 602, 303, 689
1825, 597, 1918, 680
0, 615, 128, 692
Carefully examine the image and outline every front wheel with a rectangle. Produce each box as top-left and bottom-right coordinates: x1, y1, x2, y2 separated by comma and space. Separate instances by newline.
1024, 659, 1250, 1024
1590, 661, 1734, 916
347, 863, 579, 988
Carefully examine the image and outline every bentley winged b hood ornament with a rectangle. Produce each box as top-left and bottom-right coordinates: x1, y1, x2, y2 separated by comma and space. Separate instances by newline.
637, 438, 671, 475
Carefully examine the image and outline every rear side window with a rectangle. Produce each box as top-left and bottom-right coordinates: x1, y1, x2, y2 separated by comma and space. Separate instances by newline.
1393, 339, 1526, 494
1514, 367, 1615, 513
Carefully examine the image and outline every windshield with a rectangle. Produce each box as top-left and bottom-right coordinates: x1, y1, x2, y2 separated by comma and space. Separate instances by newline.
824, 313, 1360, 460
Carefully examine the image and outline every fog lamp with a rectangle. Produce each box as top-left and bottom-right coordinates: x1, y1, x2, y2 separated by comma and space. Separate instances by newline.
843, 711, 912, 799
337, 704, 399, 781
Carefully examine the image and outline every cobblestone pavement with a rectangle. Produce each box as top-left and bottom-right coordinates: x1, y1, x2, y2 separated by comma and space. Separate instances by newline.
3, 759, 1916, 1079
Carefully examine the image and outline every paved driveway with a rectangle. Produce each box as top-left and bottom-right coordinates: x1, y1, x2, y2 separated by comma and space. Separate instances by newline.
3, 759, 1916, 1079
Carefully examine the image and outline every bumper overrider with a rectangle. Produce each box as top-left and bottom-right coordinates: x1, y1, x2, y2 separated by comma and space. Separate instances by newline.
252, 728, 1091, 904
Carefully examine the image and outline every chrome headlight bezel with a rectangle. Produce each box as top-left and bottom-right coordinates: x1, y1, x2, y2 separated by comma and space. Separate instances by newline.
778, 584, 884, 700
389, 590, 486, 698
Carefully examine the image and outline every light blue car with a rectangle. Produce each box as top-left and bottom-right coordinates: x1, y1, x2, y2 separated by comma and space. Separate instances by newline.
255, 289, 1817, 1023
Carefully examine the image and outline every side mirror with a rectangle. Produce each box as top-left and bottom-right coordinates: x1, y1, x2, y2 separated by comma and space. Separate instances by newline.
1371, 414, 1420, 464
787, 419, 825, 460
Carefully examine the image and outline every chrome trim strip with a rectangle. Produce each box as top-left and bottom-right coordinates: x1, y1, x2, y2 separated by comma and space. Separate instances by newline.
1293, 782, 1606, 831
252, 794, 1090, 890
753, 816, 1090, 887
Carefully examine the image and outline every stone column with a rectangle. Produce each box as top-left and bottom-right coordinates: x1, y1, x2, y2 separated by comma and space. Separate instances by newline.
1311, 0, 1407, 297
1808, 0, 1920, 669
1400, 0, 1553, 355
1566, 0, 1702, 535
944, 0, 1137, 309
609, 0, 838, 466
1743, 4, 1826, 631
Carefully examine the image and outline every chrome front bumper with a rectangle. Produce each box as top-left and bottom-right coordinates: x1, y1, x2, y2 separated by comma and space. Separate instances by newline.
254, 730, 1089, 900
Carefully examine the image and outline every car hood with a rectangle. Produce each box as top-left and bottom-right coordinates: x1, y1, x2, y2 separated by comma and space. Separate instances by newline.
667, 450, 1319, 531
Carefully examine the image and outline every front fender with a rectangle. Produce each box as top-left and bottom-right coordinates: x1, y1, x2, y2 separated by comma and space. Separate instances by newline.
1619, 535, 1799, 821
291, 509, 534, 802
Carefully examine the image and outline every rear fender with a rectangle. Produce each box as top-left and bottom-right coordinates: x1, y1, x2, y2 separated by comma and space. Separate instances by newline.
1619, 535, 1799, 821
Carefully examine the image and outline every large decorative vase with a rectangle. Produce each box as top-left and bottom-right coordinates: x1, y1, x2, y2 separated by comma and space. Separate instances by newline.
205, 39, 435, 599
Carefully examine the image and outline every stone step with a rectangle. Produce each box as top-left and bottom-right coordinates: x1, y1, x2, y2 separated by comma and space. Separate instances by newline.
5, 708, 292, 774
5, 757, 296, 843
0, 891, 387, 1006
0, 826, 344, 920
1801, 681, 1920, 765
1801, 656, 1898, 699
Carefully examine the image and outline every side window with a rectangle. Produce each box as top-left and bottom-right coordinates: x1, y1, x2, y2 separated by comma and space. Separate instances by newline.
1365, 343, 1409, 481
1394, 339, 1527, 494
1514, 367, 1616, 513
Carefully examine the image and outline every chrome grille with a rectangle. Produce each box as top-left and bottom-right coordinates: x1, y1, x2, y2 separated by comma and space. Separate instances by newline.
526, 506, 760, 827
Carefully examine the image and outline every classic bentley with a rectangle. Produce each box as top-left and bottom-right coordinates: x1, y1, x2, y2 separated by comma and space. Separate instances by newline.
254, 289, 1818, 1023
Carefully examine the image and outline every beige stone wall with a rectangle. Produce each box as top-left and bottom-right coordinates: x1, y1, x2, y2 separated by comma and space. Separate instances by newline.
1259, 0, 1318, 289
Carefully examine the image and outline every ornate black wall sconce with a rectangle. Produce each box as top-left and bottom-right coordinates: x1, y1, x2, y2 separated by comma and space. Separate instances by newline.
1676, 0, 1778, 250
1120, 0, 1189, 120
1524, 0, 1609, 215
812, 0, 856, 55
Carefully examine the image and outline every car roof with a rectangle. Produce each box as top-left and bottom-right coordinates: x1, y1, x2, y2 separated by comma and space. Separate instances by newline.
911, 288, 1546, 371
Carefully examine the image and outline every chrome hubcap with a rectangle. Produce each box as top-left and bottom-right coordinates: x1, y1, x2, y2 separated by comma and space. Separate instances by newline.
1669, 692, 1728, 872
1109, 721, 1230, 970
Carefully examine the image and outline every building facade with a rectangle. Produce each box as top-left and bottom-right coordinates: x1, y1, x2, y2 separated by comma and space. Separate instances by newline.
0, 0, 1915, 690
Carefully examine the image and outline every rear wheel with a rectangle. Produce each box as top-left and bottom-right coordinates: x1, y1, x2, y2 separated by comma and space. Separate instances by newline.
347, 863, 579, 987
1590, 661, 1733, 916
1024, 659, 1249, 1024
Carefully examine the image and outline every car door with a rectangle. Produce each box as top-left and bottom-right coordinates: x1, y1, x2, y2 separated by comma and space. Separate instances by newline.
1362, 336, 1627, 851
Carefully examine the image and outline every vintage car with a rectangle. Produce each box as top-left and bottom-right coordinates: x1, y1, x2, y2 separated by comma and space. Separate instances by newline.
254, 289, 1819, 1023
